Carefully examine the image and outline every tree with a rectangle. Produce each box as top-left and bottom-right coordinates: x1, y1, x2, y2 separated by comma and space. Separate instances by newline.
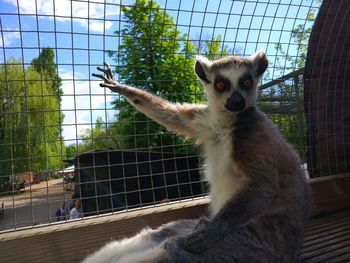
108, 0, 203, 153
0, 49, 64, 181
0, 60, 27, 178
77, 117, 120, 154
25, 66, 64, 171
195, 35, 231, 60
31, 47, 62, 100
65, 144, 78, 160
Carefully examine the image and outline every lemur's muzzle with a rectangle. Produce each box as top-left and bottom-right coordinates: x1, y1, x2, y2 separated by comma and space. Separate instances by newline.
225, 91, 245, 112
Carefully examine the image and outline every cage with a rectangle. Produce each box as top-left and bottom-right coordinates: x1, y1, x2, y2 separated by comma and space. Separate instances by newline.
0, 0, 350, 262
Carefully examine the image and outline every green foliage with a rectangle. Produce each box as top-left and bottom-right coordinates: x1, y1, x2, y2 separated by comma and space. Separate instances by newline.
64, 144, 78, 160
31, 47, 63, 100
0, 49, 64, 179
107, 0, 204, 153
195, 35, 230, 60
76, 117, 121, 154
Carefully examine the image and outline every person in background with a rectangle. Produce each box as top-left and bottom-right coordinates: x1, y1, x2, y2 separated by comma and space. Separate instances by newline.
69, 193, 80, 210
56, 201, 67, 221
69, 199, 82, 219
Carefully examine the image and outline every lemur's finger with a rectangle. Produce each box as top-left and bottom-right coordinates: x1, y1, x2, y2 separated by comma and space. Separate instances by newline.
100, 83, 119, 89
103, 61, 111, 69
96, 63, 115, 80
102, 62, 113, 76
96, 66, 111, 77
92, 73, 110, 83
106, 68, 114, 79
96, 66, 106, 73
96, 67, 111, 77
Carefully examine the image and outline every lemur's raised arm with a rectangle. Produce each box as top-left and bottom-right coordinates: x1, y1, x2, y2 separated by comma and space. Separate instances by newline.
93, 63, 208, 143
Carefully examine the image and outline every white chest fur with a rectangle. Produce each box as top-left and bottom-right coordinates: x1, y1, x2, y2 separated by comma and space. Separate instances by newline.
203, 126, 249, 217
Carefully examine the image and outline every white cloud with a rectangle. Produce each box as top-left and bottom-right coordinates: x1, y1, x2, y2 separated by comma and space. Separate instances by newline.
89, 20, 113, 33
0, 29, 20, 47
4, 0, 119, 33
59, 68, 115, 142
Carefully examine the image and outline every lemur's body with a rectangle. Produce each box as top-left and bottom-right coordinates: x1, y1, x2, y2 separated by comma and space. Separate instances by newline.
84, 52, 311, 263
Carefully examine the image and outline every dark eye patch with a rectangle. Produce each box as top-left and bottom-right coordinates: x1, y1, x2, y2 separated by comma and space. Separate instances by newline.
214, 76, 230, 93
239, 75, 253, 89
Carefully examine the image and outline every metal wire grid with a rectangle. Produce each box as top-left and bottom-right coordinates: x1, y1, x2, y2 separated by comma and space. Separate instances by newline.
0, 0, 321, 233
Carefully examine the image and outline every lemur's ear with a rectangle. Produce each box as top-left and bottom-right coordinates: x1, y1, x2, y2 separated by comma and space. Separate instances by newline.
194, 56, 211, 83
251, 50, 268, 76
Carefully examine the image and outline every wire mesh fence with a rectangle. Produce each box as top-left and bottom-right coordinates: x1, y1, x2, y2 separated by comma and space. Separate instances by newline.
0, 0, 321, 233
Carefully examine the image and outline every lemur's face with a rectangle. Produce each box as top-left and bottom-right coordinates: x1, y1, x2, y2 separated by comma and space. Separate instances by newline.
194, 51, 268, 113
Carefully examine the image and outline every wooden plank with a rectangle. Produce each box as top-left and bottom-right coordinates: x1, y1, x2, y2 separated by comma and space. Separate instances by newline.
310, 176, 350, 215
306, 210, 350, 230
302, 232, 350, 253
305, 216, 350, 236
259, 68, 303, 90
304, 224, 350, 243
304, 215, 350, 236
300, 244, 350, 263
305, 213, 350, 233
0, 200, 209, 263
301, 208, 350, 262
325, 252, 350, 263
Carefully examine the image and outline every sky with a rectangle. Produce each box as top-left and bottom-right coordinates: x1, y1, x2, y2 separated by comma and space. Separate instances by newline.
0, 0, 321, 145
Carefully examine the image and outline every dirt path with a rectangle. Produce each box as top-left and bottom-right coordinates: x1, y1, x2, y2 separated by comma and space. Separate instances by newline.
0, 179, 74, 232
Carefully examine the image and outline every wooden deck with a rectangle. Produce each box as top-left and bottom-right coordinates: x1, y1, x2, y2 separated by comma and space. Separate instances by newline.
0, 174, 349, 262
301, 209, 350, 262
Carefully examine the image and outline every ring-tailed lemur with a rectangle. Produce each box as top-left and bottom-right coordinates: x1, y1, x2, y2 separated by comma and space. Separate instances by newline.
84, 51, 311, 263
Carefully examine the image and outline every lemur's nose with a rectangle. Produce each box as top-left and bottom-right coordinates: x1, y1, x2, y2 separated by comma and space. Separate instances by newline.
225, 91, 245, 112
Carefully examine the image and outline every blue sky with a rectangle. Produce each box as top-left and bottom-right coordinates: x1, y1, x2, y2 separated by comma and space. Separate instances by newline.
0, 0, 321, 145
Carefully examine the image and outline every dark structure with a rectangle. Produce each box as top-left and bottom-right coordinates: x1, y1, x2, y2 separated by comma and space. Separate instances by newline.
304, 0, 350, 177
73, 151, 205, 216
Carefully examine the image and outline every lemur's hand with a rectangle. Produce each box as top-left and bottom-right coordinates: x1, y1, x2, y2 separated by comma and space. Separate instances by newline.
92, 62, 124, 93
179, 218, 223, 254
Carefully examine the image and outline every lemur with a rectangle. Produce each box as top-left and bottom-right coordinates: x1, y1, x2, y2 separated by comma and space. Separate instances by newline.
84, 51, 311, 263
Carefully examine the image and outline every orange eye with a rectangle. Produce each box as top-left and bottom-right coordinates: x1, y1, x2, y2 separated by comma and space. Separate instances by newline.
215, 81, 226, 90
243, 79, 252, 88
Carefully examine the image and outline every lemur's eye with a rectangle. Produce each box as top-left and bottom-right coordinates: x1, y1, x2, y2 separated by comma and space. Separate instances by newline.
214, 77, 230, 92
239, 75, 253, 89
215, 81, 226, 91
243, 79, 252, 88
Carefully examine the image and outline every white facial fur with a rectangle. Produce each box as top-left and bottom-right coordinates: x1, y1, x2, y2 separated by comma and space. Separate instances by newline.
195, 51, 267, 117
